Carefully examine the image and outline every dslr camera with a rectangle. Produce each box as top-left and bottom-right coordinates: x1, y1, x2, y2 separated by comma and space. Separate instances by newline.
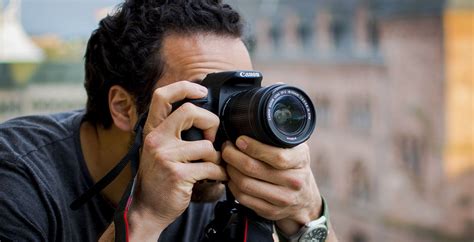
179, 71, 316, 148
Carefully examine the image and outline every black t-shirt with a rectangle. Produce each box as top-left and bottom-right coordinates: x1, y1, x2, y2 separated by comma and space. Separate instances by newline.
0, 111, 215, 241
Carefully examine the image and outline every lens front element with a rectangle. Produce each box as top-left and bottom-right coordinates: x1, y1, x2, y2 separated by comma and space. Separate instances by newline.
222, 84, 316, 148
264, 86, 315, 147
272, 95, 307, 135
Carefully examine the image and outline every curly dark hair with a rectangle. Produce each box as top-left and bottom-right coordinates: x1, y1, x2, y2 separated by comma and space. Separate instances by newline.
84, 0, 244, 128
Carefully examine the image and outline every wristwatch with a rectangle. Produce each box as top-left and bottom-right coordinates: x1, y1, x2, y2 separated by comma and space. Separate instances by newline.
276, 197, 329, 242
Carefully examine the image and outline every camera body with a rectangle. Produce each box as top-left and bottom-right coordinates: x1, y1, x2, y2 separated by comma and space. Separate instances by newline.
179, 71, 316, 149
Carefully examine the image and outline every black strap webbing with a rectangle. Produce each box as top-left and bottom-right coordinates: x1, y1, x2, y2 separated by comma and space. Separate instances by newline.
69, 112, 147, 210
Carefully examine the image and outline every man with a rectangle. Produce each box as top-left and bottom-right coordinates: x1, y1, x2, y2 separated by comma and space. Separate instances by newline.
0, 0, 337, 241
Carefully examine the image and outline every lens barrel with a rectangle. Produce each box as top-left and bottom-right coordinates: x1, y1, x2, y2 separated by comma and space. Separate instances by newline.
221, 84, 316, 148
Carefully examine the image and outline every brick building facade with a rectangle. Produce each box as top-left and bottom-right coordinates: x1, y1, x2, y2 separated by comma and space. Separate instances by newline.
0, 0, 472, 241
237, 0, 472, 241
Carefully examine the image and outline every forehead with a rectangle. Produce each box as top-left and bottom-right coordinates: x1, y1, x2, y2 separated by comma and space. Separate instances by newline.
157, 33, 253, 87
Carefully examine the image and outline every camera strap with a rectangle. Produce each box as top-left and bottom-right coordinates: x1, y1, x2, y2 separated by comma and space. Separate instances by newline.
69, 112, 148, 242
201, 189, 274, 242
70, 110, 275, 242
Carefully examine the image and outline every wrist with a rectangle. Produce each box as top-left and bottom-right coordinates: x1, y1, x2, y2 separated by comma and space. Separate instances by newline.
127, 203, 166, 242
276, 195, 323, 235
276, 196, 329, 242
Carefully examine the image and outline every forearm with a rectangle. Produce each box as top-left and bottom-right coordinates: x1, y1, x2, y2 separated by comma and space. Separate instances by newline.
99, 222, 115, 242
275, 195, 337, 242
275, 221, 338, 242
98, 208, 165, 242
127, 207, 164, 242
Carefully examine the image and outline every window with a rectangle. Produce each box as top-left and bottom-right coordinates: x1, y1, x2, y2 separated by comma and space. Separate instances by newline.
347, 98, 372, 134
351, 231, 369, 242
269, 22, 282, 51
316, 97, 331, 129
330, 15, 351, 52
351, 161, 370, 203
367, 19, 379, 53
298, 20, 313, 50
398, 136, 424, 177
313, 153, 331, 190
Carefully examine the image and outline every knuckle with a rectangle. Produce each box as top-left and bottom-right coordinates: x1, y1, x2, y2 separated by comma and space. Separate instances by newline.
152, 87, 166, 101
238, 178, 252, 194
274, 198, 288, 208
289, 177, 304, 191
243, 160, 259, 177
143, 134, 157, 149
167, 164, 185, 181
275, 152, 290, 169
200, 141, 217, 157
154, 148, 172, 162
277, 195, 293, 207
180, 102, 196, 113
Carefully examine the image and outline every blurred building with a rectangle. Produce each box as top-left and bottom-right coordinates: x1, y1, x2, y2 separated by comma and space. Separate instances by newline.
0, 0, 472, 241
234, 0, 473, 241
442, 0, 474, 239
0, 0, 85, 121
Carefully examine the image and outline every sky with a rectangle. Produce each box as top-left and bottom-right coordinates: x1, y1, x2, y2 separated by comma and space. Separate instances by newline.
4, 0, 122, 39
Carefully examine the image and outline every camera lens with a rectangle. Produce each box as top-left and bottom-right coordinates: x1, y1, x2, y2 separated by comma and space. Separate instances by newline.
221, 84, 316, 148
272, 95, 307, 135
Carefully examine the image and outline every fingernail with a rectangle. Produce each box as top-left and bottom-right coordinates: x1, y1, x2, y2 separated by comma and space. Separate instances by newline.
222, 141, 230, 149
236, 137, 247, 150
199, 86, 208, 94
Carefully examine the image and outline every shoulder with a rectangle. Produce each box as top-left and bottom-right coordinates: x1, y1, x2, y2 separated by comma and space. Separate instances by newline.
0, 110, 84, 163
0, 110, 88, 241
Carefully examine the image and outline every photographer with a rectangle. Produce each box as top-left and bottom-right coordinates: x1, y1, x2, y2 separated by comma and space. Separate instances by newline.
0, 0, 337, 241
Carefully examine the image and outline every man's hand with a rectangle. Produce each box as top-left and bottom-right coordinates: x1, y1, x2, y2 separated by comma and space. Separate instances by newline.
127, 81, 227, 241
222, 135, 322, 236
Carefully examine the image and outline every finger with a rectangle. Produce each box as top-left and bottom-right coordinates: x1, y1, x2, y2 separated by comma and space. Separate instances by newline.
222, 142, 303, 189
227, 166, 296, 207
160, 102, 220, 142
227, 180, 286, 221
235, 136, 308, 169
179, 162, 228, 182
157, 139, 221, 164
222, 141, 278, 183
181, 140, 221, 164
144, 81, 208, 134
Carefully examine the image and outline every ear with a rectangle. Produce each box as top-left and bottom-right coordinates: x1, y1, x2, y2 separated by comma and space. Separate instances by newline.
108, 85, 137, 132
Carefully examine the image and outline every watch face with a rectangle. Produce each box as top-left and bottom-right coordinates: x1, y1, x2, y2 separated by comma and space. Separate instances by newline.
300, 227, 328, 242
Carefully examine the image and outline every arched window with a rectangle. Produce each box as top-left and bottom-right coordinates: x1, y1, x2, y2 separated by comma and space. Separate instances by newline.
269, 21, 282, 51
351, 161, 371, 203
397, 135, 425, 177
351, 231, 369, 242
298, 20, 313, 50
330, 14, 351, 52
367, 18, 379, 53
316, 97, 331, 129
312, 153, 331, 190
347, 97, 372, 135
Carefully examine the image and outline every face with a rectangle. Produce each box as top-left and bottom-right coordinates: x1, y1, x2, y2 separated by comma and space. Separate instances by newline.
158, 33, 253, 202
